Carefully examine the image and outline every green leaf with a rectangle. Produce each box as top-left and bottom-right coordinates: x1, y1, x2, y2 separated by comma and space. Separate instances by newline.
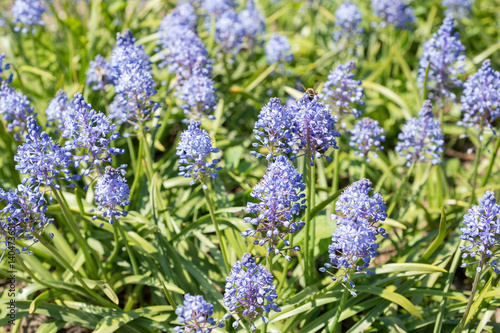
420, 207, 447, 261
18, 65, 57, 81
362, 81, 411, 119
29, 289, 65, 314
465, 275, 493, 324
355, 286, 423, 320
37, 320, 67, 333
375, 263, 447, 274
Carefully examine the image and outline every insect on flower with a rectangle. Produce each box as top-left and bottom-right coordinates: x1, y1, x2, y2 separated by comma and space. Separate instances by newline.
298, 82, 320, 101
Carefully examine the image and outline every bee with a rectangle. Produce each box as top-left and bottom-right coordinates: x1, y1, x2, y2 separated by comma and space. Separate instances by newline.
298, 82, 320, 101
104, 165, 126, 176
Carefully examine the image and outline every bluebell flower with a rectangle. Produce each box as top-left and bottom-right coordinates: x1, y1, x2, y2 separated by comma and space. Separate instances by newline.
321, 61, 364, 119
242, 156, 306, 258
0, 54, 13, 83
265, 34, 293, 66
110, 30, 158, 128
86, 55, 111, 91
158, 5, 212, 82
417, 15, 465, 102
320, 216, 379, 296
335, 178, 388, 224
11, 0, 46, 33
109, 94, 137, 125
173, 294, 225, 333
223, 253, 280, 331
45, 90, 75, 130
460, 191, 500, 273
371, 0, 416, 30
15, 117, 75, 195
458, 60, 500, 134
202, 0, 236, 16
239, 0, 266, 48
93, 166, 130, 226
288, 95, 341, 164
443, 0, 473, 20
0, 184, 53, 261
395, 100, 444, 167
176, 120, 222, 188
251, 97, 293, 159
63, 93, 124, 177
210, 9, 245, 56
333, 1, 363, 52
0, 81, 34, 140
348, 117, 385, 163
177, 70, 217, 119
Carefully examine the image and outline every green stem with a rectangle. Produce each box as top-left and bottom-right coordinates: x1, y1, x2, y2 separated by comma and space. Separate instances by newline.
277, 234, 293, 296
304, 159, 313, 283
203, 187, 231, 274
387, 163, 415, 217
328, 288, 348, 332
360, 162, 366, 179
15, 253, 52, 289
480, 136, 500, 188
115, 218, 139, 275
470, 137, 482, 205
262, 253, 273, 333
332, 149, 340, 193
456, 259, 484, 333
105, 221, 121, 275
52, 188, 97, 277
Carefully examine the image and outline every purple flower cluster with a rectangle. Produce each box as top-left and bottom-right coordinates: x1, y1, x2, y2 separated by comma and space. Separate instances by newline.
173, 294, 224, 333
348, 117, 385, 163
288, 95, 341, 164
443, 0, 473, 20
458, 60, 500, 133
0, 54, 13, 82
11, 0, 46, 33
320, 179, 388, 296
417, 15, 465, 102
0, 184, 54, 261
15, 117, 75, 197
86, 55, 111, 92
109, 30, 158, 129
371, 0, 416, 30
321, 61, 364, 119
0, 81, 34, 140
157, 3, 217, 119
239, 0, 266, 49
242, 156, 306, 258
45, 90, 75, 131
395, 100, 444, 167
176, 120, 221, 188
92, 167, 130, 227
333, 1, 363, 51
223, 253, 280, 331
460, 191, 500, 273
265, 34, 293, 66
251, 97, 292, 159
62, 93, 124, 181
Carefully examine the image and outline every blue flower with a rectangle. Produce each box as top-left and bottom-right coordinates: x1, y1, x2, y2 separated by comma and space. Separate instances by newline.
460, 191, 500, 273
443, 0, 473, 19
158, 4, 212, 82
0, 184, 53, 261
0, 54, 12, 83
265, 34, 293, 66
239, 0, 266, 48
109, 94, 137, 125
321, 61, 364, 119
458, 60, 500, 134
320, 216, 380, 296
176, 120, 221, 188
417, 15, 465, 102
202, 0, 236, 16
45, 90, 75, 130
242, 156, 306, 258
223, 253, 280, 331
177, 70, 217, 119
93, 167, 130, 227
86, 55, 111, 91
251, 97, 293, 159
395, 100, 444, 167
333, 1, 363, 51
348, 117, 385, 163
11, 0, 46, 33
210, 9, 245, 56
335, 178, 388, 224
15, 117, 75, 194
173, 294, 224, 333
371, 0, 416, 29
0, 81, 34, 140
63, 93, 124, 177
288, 95, 341, 164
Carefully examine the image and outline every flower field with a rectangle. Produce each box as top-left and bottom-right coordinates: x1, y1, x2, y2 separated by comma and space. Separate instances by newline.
0, 0, 499, 332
